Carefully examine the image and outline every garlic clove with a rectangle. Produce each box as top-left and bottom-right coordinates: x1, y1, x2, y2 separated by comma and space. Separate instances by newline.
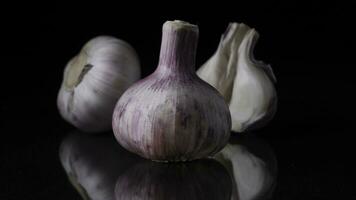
197, 23, 277, 133
214, 135, 277, 200
59, 131, 141, 200
112, 21, 231, 162
57, 36, 140, 133
197, 23, 250, 100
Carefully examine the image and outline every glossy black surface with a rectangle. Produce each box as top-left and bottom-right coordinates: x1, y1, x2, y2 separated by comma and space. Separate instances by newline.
2, 2, 354, 199
58, 132, 276, 200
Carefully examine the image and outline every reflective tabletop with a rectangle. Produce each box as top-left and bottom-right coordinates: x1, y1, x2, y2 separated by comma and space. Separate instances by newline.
2, 5, 353, 199
58, 132, 277, 200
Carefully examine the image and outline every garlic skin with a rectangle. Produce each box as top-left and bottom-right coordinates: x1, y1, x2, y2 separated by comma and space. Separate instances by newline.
214, 135, 277, 200
112, 21, 231, 162
197, 23, 277, 132
57, 36, 140, 133
59, 132, 141, 200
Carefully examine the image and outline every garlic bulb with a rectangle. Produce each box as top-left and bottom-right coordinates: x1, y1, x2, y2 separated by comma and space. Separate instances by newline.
214, 135, 277, 200
115, 159, 232, 200
59, 132, 141, 200
57, 36, 140, 133
112, 20, 231, 162
197, 23, 277, 132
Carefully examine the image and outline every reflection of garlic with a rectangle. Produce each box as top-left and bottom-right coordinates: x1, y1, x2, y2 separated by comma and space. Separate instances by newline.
197, 23, 277, 132
214, 135, 277, 200
115, 159, 232, 200
59, 132, 141, 200
57, 36, 140, 133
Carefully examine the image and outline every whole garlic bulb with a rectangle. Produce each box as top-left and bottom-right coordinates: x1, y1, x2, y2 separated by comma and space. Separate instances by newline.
112, 20, 231, 162
197, 23, 277, 133
57, 36, 140, 133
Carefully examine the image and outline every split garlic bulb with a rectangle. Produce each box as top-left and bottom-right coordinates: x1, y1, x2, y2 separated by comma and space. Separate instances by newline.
59, 132, 141, 200
113, 20, 231, 162
197, 23, 277, 132
214, 135, 277, 200
57, 36, 140, 133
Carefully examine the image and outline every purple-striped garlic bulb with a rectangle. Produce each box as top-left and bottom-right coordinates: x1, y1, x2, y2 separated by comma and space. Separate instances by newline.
112, 20, 231, 162
57, 36, 140, 133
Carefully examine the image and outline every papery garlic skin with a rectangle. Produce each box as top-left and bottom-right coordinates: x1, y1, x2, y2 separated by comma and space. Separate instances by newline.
57, 36, 140, 133
197, 23, 277, 132
113, 21, 231, 162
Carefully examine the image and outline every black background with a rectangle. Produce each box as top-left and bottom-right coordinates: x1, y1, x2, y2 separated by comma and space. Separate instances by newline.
1, 1, 355, 199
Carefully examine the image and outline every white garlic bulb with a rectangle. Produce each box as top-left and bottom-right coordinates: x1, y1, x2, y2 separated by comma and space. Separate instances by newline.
214, 136, 277, 200
57, 36, 140, 133
197, 23, 277, 132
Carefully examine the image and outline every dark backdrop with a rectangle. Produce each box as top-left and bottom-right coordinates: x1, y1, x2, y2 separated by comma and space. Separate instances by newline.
2, 1, 355, 199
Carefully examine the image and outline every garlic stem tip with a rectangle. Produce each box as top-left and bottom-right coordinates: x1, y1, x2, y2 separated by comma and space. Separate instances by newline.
165, 20, 198, 32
